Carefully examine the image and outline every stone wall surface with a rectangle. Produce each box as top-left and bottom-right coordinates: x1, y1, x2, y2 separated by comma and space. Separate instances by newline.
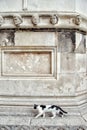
0, 29, 86, 109
0, 0, 87, 16
0, 0, 87, 128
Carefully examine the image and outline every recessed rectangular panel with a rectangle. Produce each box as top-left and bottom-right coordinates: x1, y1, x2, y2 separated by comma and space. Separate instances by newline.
1, 47, 56, 78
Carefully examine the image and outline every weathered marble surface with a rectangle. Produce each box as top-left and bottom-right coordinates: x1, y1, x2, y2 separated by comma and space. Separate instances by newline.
75, 32, 86, 53
0, 115, 87, 130
2, 52, 51, 75
76, 0, 87, 16
0, 0, 75, 12
0, 0, 87, 128
0, 77, 76, 96
0, 29, 87, 126
0, 0, 87, 18
0, 0, 22, 12
58, 31, 75, 52
0, 30, 14, 46
0, 29, 86, 97
15, 31, 56, 46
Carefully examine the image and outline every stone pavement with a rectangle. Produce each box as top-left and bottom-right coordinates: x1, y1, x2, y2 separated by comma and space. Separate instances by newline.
0, 115, 87, 130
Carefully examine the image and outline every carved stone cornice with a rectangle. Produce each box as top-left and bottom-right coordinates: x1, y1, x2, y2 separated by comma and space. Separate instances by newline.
0, 12, 87, 32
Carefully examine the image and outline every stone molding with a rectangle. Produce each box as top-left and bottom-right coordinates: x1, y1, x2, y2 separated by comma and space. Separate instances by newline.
0, 12, 87, 32
1, 46, 57, 79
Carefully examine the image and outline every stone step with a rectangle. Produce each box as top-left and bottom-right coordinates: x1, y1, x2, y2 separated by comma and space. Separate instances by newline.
0, 115, 87, 130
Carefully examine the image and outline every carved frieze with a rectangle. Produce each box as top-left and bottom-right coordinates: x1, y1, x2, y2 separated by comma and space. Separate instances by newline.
0, 12, 86, 32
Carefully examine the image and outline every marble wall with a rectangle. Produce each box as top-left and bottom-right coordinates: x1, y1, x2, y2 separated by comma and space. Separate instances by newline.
0, 0, 87, 17
0, 29, 86, 105
0, 0, 87, 128
0, 0, 75, 12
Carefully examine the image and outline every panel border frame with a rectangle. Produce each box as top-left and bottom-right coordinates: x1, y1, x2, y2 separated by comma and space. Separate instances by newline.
1, 46, 57, 79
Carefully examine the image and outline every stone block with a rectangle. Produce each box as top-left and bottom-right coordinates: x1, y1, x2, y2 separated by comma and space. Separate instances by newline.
15, 31, 55, 46
58, 30, 75, 53
60, 53, 75, 73
27, 0, 75, 11
0, 30, 15, 46
75, 32, 86, 53
0, 115, 87, 130
2, 50, 51, 76
57, 74, 76, 95
75, 73, 87, 92
0, 49, 1, 76
0, 0, 22, 12
86, 35, 87, 48
0, 73, 75, 96
1, 46, 57, 78
76, 0, 87, 17
0, 116, 31, 125
75, 54, 86, 72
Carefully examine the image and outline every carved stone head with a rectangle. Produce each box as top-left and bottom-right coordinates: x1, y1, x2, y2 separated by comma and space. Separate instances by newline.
0, 15, 4, 26
73, 15, 81, 25
31, 14, 40, 26
13, 14, 23, 26
50, 14, 58, 25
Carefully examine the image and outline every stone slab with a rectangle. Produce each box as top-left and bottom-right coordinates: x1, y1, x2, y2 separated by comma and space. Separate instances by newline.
0, 115, 87, 128
0, 116, 31, 125
15, 31, 55, 46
